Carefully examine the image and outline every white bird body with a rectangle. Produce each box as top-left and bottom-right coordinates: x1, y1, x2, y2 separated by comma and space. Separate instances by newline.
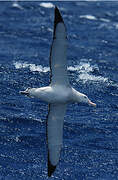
29, 86, 91, 104
29, 86, 73, 104
20, 7, 96, 177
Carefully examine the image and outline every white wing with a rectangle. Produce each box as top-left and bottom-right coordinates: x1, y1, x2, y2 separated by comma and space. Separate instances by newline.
47, 103, 66, 177
49, 7, 70, 87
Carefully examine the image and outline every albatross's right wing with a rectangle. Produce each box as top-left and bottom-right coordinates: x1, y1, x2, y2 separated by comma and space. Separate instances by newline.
49, 7, 70, 87
47, 103, 66, 177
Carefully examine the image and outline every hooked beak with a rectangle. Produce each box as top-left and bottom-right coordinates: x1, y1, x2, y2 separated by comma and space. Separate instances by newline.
20, 90, 29, 95
88, 100, 96, 107
20, 88, 31, 96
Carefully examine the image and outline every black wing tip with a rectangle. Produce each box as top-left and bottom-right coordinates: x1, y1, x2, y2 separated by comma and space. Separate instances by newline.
54, 6, 64, 25
48, 162, 56, 177
53, 6, 64, 38
48, 154, 56, 177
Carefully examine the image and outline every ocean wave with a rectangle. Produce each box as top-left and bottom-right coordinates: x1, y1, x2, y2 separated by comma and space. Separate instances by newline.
100, 18, 110, 23
13, 62, 49, 73
80, 15, 97, 20
69, 62, 108, 83
79, 73, 108, 82
80, 15, 110, 23
12, 0, 24, 10
68, 62, 93, 72
39, 2, 54, 8
13, 61, 108, 83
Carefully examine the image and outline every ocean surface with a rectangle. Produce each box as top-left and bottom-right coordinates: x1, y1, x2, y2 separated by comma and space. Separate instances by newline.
0, 1, 118, 180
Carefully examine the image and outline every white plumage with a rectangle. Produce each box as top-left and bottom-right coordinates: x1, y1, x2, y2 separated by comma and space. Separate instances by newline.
20, 6, 96, 177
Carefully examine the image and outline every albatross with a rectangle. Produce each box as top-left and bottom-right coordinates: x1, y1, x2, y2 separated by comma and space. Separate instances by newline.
20, 7, 96, 177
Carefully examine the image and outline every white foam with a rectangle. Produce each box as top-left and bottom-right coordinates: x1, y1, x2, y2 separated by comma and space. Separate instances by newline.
14, 62, 49, 73
14, 61, 108, 83
39, 2, 54, 8
68, 62, 93, 72
79, 73, 108, 83
80, 15, 97, 20
114, 23, 118, 29
68, 62, 108, 83
68, 66, 80, 71
12, 0, 24, 10
48, 28, 53, 32
100, 18, 110, 23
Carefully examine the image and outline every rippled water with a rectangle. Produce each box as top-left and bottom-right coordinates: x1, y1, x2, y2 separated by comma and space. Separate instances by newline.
0, 1, 118, 180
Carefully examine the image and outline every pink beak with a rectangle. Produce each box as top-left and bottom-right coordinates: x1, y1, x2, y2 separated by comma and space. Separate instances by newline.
88, 100, 96, 107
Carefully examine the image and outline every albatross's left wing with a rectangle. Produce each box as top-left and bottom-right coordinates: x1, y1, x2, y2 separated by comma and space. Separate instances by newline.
47, 103, 66, 177
47, 6, 68, 177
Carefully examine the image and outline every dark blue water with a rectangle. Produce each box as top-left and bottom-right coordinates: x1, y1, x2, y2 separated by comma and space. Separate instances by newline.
0, 1, 118, 180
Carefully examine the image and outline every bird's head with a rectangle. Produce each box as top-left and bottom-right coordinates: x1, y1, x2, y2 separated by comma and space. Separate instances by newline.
20, 88, 31, 97
79, 93, 96, 107
20, 88, 38, 98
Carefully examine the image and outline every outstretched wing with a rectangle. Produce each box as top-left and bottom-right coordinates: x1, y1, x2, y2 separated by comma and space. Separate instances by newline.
47, 103, 66, 177
49, 7, 70, 87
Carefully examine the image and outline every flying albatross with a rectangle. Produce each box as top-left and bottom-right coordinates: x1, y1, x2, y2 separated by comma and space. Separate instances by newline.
20, 6, 96, 177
